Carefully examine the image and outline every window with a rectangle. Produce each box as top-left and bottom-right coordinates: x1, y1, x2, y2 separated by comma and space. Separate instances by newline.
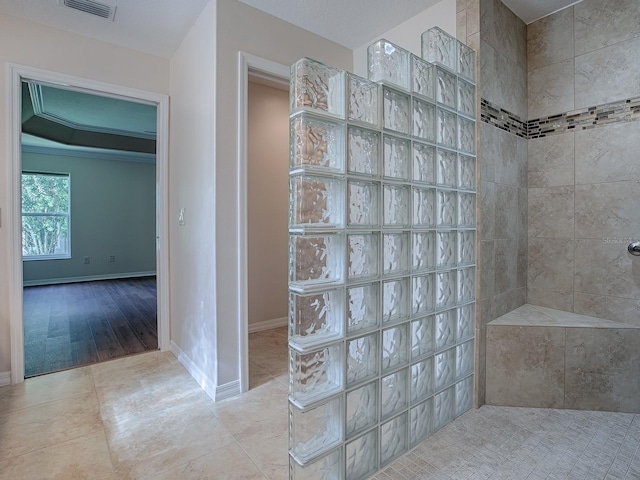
22, 172, 70, 260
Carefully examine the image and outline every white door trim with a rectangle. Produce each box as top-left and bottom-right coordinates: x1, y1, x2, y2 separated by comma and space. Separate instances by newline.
8, 64, 170, 384
237, 52, 289, 393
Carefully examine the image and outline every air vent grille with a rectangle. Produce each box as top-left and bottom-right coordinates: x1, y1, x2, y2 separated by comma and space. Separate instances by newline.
60, 0, 116, 21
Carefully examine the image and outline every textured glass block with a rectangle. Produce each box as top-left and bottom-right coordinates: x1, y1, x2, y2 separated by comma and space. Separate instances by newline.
348, 127, 380, 177
290, 113, 345, 173
348, 234, 379, 281
458, 267, 475, 304
455, 376, 473, 416
346, 381, 378, 438
368, 39, 410, 90
434, 386, 454, 430
412, 98, 436, 143
435, 309, 456, 350
435, 67, 457, 109
411, 315, 434, 359
289, 289, 344, 349
382, 324, 409, 372
380, 413, 408, 465
458, 42, 476, 83
383, 185, 410, 227
457, 230, 475, 267
291, 57, 345, 118
411, 54, 435, 101
410, 357, 434, 404
412, 274, 435, 316
436, 271, 457, 311
456, 340, 474, 380
410, 398, 433, 447
458, 154, 476, 191
412, 187, 435, 227
383, 135, 410, 180
346, 430, 378, 480
348, 181, 380, 227
422, 27, 457, 71
347, 283, 380, 334
348, 73, 380, 126
289, 234, 344, 289
412, 142, 435, 185
347, 333, 379, 386
383, 232, 409, 276
290, 448, 342, 480
458, 116, 476, 155
382, 278, 410, 324
290, 175, 345, 229
436, 108, 457, 149
457, 79, 476, 118
289, 397, 343, 464
457, 303, 475, 342
437, 231, 457, 268
437, 190, 457, 227
290, 344, 343, 406
458, 193, 476, 227
381, 369, 408, 420
412, 231, 435, 272
383, 87, 410, 135
436, 148, 457, 187
434, 348, 455, 390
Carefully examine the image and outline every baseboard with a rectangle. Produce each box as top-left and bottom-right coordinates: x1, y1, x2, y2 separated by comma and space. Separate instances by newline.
0, 371, 11, 387
23, 271, 156, 287
170, 341, 217, 402
248, 316, 287, 333
216, 380, 241, 401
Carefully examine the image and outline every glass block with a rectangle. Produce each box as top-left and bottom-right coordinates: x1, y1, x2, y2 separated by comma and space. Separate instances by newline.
435, 67, 457, 109
382, 278, 410, 324
290, 175, 345, 229
290, 448, 342, 480
458, 116, 476, 155
290, 113, 345, 173
422, 27, 457, 71
289, 397, 343, 464
456, 340, 474, 380
383, 135, 410, 180
289, 233, 344, 288
437, 231, 457, 268
411, 315, 434, 359
457, 79, 476, 118
436, 148, 457, 187
381, 369, 408, 420
382, 324, 409, 373
348, 233, 379, 281
412, 274, 435, 316
291, 57, 345, 118
411, 54, 435, 101
410, 357, 434, 404
380, 413, 408, 465
458, 42, 476, 83
348, 73, 380, 126
458, 154, 476, 191
348, 127, 380, 177
458, 192, 476, 227
410, 398, 433, 447
289, 289, 344, 349
434, 348, 455, 391
368, 39, 410, 91
412, 142, 435, 185
457, 303, 475, 342
412, 231, 435, 272
412, 187, 435, 227
458, 267, 475, 304
382, 87, 410, 135
290, 343, 343, 406
347, 283, 380, 334
383, 185, 410, 227
437, 190, 457, 227
383, 232, 409, 276
434, 386, 454, 430
412, 98, 436, 143
455, 376, 473, 416
457, 230, 475, 267
348, 181, 380, 227
346, 381, 378, 438
436, 271, 457, 311
347, 333, 379, 386
346, 430, 378, 480
435, 309, 456, 350
436, 108, 457, 149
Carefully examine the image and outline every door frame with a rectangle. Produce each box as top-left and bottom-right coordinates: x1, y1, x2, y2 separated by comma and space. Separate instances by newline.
8, 64, 170, 384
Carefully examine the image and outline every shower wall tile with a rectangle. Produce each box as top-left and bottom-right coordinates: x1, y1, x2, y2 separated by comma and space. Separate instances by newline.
573, 293, 640, 328
494, 239, 518, 296
479, 241, 495, 301
494, 185, 518, 239
517, 237, 527, 289
528, 134, 574, 187
480, 0, 526, 70
493, 131, 520, 186
528, 58, 574, 119
528, 238, 574, 293
528, 186, 574, 238
574, 182, 640, 239
527, 7, 574, 71
457, 10, 467, 44
517, 188, 527, 239
574, 0, 640, 56
494, 288, 526, 319
479, 181, 495, 240
479, 123, 497, 183
480, 41, 527, 120
527, 287, 574, 312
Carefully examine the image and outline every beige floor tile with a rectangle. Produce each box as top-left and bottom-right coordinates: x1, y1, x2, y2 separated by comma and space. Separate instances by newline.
239, 430, 289, 480
90, 351, 178, 389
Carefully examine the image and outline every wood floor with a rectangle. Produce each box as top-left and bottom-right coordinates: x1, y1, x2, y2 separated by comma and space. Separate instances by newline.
23, 277, 157, 377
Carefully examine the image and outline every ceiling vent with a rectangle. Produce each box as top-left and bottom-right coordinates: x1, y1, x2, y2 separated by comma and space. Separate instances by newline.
59, 0, 117, 21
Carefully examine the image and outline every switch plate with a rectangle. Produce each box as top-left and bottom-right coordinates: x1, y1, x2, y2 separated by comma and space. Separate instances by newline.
179, 208, 186, 226
83, 256, 90, 264
109, 255, 116, 263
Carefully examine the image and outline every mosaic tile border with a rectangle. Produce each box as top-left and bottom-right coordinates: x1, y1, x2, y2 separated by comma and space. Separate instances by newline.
480, 99, 528, 138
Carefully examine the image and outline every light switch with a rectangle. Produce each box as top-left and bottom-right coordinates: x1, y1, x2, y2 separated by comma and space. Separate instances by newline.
179, 208, 186, 226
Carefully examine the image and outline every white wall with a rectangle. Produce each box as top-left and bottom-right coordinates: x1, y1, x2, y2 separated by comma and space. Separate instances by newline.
352, 0, 457, 77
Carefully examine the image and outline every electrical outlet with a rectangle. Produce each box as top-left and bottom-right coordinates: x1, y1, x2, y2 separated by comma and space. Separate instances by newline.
83, 256, 90, 264
109, 255, 116, 263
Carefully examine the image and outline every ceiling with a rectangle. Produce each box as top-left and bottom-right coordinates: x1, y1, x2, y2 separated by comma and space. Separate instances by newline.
500, 0, 582, 24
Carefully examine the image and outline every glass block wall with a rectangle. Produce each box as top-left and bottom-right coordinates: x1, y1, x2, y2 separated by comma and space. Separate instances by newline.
288, 26, 476, 480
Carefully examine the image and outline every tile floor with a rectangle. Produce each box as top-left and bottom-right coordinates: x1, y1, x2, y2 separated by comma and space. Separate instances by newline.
0, 326, 638, 479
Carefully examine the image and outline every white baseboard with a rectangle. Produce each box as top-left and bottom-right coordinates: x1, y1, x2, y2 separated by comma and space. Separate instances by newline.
0, 371, 11, 387
248, 316, 287, 333
23, 271, 156, 287
216, 380, 241, 401
170, 341, 217, 402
